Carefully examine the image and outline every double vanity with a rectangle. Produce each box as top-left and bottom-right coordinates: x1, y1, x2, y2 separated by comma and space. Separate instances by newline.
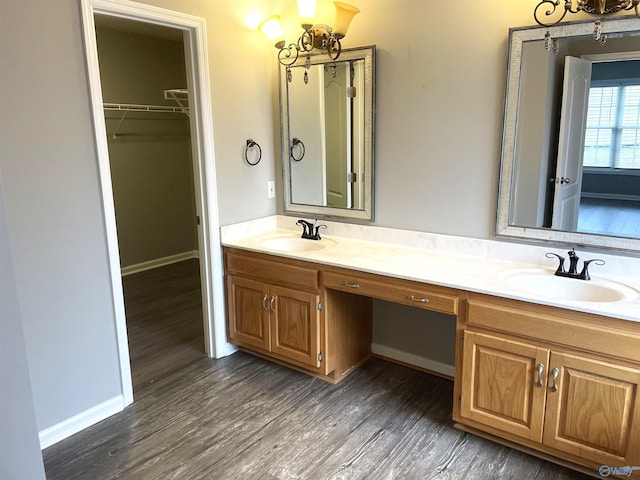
258, 14, 640, 477
222, 216, 640, 477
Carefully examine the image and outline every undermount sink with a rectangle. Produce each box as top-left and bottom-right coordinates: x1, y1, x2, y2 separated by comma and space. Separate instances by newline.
255, 233, 336, 252
500, 268, 639, 303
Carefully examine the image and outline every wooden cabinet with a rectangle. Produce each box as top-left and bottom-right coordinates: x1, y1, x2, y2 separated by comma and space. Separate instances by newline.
226, 276, 270, 351
226, 276, 320, 368
225, 244, 640, 476
460, 331, 548, 442
323, 270, 458, 315
224, 248, 372, 382
225, 250, 321, 371
456, 294, 640, 475
543, 352, 640, 467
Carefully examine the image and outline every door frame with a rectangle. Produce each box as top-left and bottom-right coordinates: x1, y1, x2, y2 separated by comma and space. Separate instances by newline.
80, 0, 230, 407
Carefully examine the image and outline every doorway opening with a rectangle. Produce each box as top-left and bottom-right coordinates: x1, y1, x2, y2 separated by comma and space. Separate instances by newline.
80, 0, 229, 407
95, 18, 205, 394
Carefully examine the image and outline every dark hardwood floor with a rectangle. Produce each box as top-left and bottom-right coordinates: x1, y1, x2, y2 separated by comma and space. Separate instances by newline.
42, 260, 593, 480
122, 259, 206, 394
578, 198, 640, 237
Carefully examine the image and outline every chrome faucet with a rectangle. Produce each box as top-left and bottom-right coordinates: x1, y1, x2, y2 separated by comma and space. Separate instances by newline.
545, 248, 605, 281
295, 219, 327, 240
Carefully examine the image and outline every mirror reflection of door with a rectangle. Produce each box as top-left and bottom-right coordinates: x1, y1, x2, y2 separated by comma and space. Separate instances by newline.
580, 56, 640, 238
324, 62, 350, 208
551, 56, 591, 231
287, 56, 367, 211
550, 55, 640, 235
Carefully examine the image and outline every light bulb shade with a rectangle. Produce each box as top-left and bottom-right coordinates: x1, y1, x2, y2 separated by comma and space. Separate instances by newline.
333, 1, 360, 37
297, 0, 317, 26
258, 15, 284, 46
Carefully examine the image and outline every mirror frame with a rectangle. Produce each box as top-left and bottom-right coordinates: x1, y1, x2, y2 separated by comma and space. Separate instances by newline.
279, 45, 376, 222
496, 17, 640, 253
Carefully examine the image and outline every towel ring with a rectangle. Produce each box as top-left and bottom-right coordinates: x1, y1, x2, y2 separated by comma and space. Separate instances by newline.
244, 139, 262, 166
291, 138, 305, 162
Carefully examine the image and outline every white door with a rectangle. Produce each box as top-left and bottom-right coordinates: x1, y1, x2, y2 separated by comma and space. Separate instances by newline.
552, 57, 592, 230
324, 63, 350, 208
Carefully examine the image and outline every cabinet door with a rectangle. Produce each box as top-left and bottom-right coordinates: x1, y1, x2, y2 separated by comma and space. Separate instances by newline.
543, 352, 640, 467
269, 285, 321, 369
461, 331, 549, 442
226, 276, 270, 351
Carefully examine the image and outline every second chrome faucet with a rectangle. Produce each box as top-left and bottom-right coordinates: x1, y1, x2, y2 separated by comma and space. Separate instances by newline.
545, 248, 605, 281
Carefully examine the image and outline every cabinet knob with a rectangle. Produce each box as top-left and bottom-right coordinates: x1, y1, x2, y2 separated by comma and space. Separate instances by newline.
551, 367, 560, 393
536, 363, 544, 388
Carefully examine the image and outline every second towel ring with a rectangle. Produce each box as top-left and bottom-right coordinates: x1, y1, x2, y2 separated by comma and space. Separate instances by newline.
291, 138, 305, 162
244, 139, 262, 166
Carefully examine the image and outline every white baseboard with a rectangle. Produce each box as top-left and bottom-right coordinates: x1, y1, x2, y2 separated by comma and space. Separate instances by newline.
371, 343, 455, 378
39, 395, 124, 450
121, 250, 199, 276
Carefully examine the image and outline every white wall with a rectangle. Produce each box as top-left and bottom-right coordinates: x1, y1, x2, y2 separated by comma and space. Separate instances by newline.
0, 0, 123, 434
0, 173, 45, 480
512, 41, 557, 228
289, 65, 325, 205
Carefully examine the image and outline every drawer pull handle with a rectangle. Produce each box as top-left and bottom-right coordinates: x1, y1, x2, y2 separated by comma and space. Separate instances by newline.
407, 295, 429, 303
551, 368, 559, 393
536, 363, 544, 388
262, 294, 269, 312
341, 281, 360, 289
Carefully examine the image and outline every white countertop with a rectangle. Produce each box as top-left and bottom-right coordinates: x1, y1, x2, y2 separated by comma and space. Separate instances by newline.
221, 216, 640, 323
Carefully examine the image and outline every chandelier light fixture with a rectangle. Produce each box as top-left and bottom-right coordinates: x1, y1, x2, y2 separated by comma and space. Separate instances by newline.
259, 0, 360, 67
534, 0, 640, 51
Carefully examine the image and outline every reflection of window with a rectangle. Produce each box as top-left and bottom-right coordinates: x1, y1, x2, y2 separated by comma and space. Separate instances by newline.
584, 84, 640, 169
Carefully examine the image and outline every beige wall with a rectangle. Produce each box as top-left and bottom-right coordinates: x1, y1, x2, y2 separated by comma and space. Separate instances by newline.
273, 0, 534, 237
134, 0, 281, 225
97, 27, 198, 268
299, 0, 533, 364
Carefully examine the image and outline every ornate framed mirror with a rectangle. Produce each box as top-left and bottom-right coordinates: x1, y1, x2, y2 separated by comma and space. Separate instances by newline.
280, 45, 375, 221
497, 17, 640, 252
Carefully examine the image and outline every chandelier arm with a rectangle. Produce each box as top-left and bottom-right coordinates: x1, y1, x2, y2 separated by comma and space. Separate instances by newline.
278, 43, 300, 67
327, 37, 342, 61
299, 29, 314, 53
564, 0, 582, 14
534, 0, 570, 27
583, 0, 637, 14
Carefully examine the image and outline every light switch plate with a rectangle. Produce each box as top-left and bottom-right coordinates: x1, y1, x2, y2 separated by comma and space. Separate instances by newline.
267, 181, 275, 199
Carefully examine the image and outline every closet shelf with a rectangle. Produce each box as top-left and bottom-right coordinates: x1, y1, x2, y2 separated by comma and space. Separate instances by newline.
103, 103, 186, 114
164, 89, 189, 117
103, 89, 190, 139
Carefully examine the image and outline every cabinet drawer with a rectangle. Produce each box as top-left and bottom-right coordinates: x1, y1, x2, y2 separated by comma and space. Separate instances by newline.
466, 295, 640, 363
323, 271, 458, 315
226, 252, 319, 291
